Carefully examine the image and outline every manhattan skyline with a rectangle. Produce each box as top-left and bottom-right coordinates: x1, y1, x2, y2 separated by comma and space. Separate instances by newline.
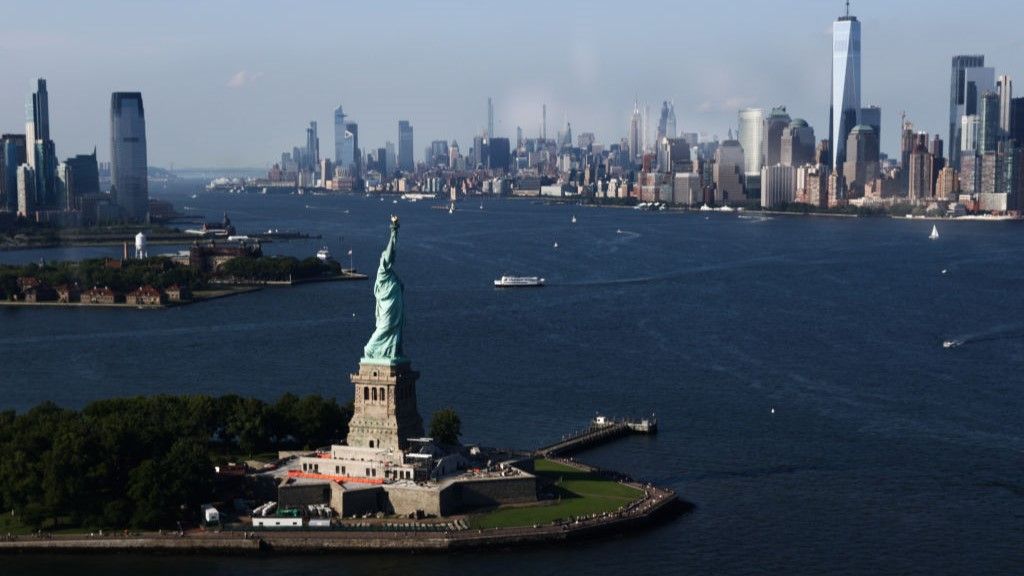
3, 0, 1024, 168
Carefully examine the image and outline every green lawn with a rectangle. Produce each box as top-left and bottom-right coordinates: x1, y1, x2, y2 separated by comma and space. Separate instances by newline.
0, 514, 93, 536
468, 459, 642, 529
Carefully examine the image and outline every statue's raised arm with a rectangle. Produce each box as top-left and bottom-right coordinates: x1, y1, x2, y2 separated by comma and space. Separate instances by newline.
378, 215, 399, 273
363, 215, 406, 363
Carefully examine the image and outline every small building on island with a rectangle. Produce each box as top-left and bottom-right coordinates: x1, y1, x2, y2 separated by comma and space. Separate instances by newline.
165, 284, 193, 303
127, 285, 165, 307
82, 287, 121, 305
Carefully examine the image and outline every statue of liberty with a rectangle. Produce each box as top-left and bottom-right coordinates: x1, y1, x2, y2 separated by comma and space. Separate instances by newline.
363, 215, 406, 362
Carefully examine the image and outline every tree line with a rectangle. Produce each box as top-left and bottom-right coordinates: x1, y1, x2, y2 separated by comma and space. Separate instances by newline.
0, 394, 352, 531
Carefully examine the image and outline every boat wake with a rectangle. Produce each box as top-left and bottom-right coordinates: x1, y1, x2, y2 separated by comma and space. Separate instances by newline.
942, 323, 1024, 348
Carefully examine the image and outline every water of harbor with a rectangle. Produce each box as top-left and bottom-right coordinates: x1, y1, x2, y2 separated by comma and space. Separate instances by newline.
2, 181, 1023, 575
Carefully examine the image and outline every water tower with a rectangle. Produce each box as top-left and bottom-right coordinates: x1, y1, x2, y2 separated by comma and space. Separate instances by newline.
134, 231, 147, 259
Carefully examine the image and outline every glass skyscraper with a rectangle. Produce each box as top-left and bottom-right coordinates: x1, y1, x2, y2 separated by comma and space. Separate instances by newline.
110, 92, 149, 223
948, 55, 989, 168
830, 10, 861, 170
738, 107, 765, 194
398, 120, 414, 173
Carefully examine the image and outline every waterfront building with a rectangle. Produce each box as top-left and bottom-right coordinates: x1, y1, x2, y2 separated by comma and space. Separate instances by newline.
960, 153, 979, 194
110, 92, 149, 222
16, 164, 35, 216
398, 120, 414, 173
713, 139, 745, 205
672, 172, 702, 205
760, 164, 795, 208
949, 57, 994, 168
795, 163, 828, 208
935, 166, 959, 200
780, 119, 815, 167
739, 107, 765, 196
763, 106, 792, 168
907, 135, 934, 202
830, 6, 861, 170
60, 150, 100, 210
0, 134, 28, 212
842, 125, 878, 197
488, 138, 511, 172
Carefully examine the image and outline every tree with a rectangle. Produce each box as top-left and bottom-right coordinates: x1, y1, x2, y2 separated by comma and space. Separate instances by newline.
429, 408, 462, 446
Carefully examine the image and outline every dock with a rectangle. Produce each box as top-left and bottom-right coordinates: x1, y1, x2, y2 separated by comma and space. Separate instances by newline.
537, 415, 657, 458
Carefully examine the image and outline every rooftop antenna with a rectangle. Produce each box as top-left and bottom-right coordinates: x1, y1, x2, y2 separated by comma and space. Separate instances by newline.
845, 0, 850, 16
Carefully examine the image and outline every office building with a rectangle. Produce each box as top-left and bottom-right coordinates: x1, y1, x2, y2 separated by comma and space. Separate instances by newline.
628, 102, 643, 163
110, 92, 149, 222
16, 164, 35, 216
780, 120, 815, 167
334, 105, 347, 166
713, 139, 745, 205
860, 106, 881, 145
842, 125, 878, 197
949, 56, 994, 168
997, 75, 1013, 135
487, 97, 494, 139
25, 78, 58, 209
398, 121, 414, 172
739, 107, 765, 194
760, 164, 796, 208
763, 106, 792, 167
0, 134, 27, 212
907, 134, 934, 201
830, 7, 861, 169
61, 150, 100, 210
488, 138, 511, 172
656, 101, 677, 142
979, 92, 1001, 153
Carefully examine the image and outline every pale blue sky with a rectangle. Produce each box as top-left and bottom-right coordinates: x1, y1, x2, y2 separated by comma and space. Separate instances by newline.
2, 0, 1022, 168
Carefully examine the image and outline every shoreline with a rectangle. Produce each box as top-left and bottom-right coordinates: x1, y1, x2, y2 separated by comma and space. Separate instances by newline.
0, 484, 684, 554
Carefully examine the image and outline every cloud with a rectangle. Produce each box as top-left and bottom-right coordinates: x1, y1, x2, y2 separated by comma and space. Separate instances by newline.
697, 96, 756, 113
226, 70, 264, 88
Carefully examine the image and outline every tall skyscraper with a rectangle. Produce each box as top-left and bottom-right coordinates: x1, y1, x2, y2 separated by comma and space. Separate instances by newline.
830, 5, 861, 170
345, 121, 360, 176
398, 121, 414, 173
25, 78, 50, 168
334, 105, 347, 166
487, 97, 494, 139
628, 102, 643, 163
305, 121, 319, 171
949, 56, 993, 168
656, 101, 677, 142
110, 92, 149, 222
979, 92, 1001, 153
997, 75, 1013, 135
739, 107, 765, 193
25, 78, 58, 209
762, 106, 792, 167
542, 104, 547, 141
0, 134, 27, 212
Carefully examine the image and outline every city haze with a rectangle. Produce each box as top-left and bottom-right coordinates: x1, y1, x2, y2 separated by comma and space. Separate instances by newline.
2, 0, 1023, 167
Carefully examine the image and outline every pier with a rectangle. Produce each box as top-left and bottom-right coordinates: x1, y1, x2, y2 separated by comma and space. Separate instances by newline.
537, 415, 657, 458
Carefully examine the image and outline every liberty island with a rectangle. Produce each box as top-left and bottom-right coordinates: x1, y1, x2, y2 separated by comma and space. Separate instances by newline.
0, 216, 681, 553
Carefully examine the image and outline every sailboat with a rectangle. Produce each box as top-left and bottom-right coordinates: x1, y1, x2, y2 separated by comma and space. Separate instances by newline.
929, 225, 939, 240
448, 203, 455, 214
571, 215, 577, 224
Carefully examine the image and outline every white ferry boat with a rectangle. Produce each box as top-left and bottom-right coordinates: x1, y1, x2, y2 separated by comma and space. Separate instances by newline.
494, 276, 545, 288
316, 247, 332, 261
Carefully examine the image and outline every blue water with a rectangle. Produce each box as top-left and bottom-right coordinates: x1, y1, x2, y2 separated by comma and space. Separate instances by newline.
2, 183, 1023, 574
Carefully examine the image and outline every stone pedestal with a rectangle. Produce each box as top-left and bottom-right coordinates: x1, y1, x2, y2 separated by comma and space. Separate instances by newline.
346, 360, 424, 454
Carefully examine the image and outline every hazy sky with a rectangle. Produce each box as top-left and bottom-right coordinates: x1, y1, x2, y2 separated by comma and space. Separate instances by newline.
2, 0, 1023, 168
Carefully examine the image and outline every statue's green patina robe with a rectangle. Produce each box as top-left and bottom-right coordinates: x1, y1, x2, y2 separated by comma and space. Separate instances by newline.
363, 219, 404, 361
